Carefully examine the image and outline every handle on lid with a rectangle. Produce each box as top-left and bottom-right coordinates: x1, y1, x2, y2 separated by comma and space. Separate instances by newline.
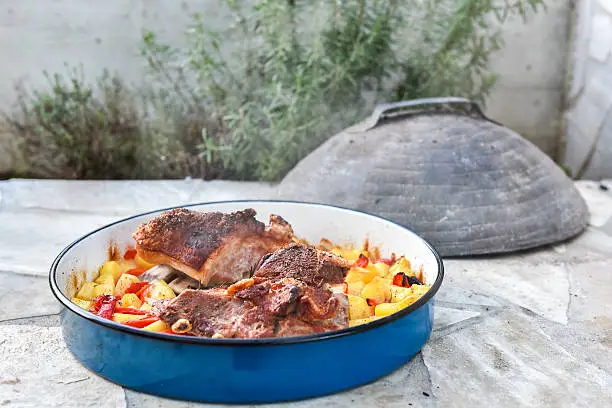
355, 97, 490, 132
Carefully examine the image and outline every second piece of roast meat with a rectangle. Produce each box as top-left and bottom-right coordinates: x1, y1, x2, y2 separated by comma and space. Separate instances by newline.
153, 244, 351, 338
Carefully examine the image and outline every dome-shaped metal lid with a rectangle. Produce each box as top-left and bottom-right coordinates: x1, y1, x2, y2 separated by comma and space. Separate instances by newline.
277, 98, 589, 257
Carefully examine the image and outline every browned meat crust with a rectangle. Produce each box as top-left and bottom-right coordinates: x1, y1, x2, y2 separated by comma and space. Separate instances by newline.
133, 208, 293, 285
253, 243, 349, 286
154, 244, 351, 338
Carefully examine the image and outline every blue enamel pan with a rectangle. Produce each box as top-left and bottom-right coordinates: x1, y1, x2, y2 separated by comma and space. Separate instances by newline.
49, 200, 444, 403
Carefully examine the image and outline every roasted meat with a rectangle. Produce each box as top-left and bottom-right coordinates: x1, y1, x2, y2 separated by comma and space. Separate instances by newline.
253, 244, 348, 286
133, 208, 294, 286
153, 243, 351, 338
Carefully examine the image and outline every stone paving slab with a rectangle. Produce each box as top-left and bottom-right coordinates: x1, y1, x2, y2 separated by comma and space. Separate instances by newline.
0, 272, 61, 321
0, 179, 277, 216
0, 209, 118, 276
0, 325, 126, 408
0, 179, 611, 407
422, 309, 612, 408
443, 257, 570, 324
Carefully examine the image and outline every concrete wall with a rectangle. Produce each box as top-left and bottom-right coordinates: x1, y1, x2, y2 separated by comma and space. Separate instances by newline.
0, 0, 571, 174
563, 0, 612, 179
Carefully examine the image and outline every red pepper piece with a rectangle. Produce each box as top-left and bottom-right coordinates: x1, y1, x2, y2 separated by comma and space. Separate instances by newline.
366, 298, 379, 307
354, 254, 369, 268
125, 281, 149, 294
125, 267, 147, 277
376, 258, 393, 266
90, 295, 118, 320
343, 282, 348, 294
124, 248, 137, 260
392, 272, 411, 288
89, 296, 105, 313
136, 284, 152, 302
114, 307, 149, 315
162, 329, 176, 334
124, 316, 159, 328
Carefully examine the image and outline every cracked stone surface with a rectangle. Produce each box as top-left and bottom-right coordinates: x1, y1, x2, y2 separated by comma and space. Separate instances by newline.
422, 309, 612, 407
0, 271, 61, 321
0, 179, 611, 407
0, 325, 126, 408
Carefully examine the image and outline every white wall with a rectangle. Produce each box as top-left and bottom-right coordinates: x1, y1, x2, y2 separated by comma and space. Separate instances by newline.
563, 0, 612, 179
0, 0, 571, 173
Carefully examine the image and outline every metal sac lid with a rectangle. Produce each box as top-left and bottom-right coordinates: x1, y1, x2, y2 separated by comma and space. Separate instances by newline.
277, 97, 589, 257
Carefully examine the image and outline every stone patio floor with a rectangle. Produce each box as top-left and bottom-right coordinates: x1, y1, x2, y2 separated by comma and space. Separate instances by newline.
0, 179, 611, 407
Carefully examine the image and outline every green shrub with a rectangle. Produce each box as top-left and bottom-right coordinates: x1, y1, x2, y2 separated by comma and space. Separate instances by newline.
5, 67, 214, 179
5, 68, 142, 179
6, 0, 545, 180
142, 0, 545, 181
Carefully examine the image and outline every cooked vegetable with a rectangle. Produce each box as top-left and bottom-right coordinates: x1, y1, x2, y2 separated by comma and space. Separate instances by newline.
72, 236, 430, 334
347, 295, 371, 320
390, 285, 412, 303
119, 293, 142, 308
134, 254, 155, 269
374, 302, 403, 317
370, 261, 390, 277
366, 298, 379, 307
90, 295, 117, 320
112, 313, 147, 323
146, 280, 176, 300
389, 257, 411, 275
347, 281, 365, 296
330, 242, 431, 328
143, 320, 170, 332
360, 277, 391, 304
76, 282, 97, 300
115, 273, 140, 297
124, 248, 137, 260
345, 267, 377, 284
71, 298, 92, 310
94, 273, 114, 286
125, 316, 160, 328
407, 275, 422, 286
140, 303, 152, 311
115, 307, 148, 315
124, 281, 149, 294
354, 254, 369, 268
99, 261, 123, 283
125, 267, 148, 277
348, 316, 380, 327
93, 283, 114, 297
